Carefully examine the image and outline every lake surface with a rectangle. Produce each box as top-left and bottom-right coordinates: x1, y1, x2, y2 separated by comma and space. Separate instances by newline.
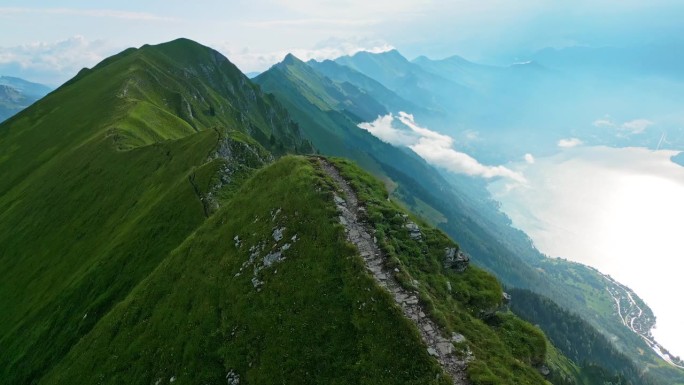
488, 146, 684, 359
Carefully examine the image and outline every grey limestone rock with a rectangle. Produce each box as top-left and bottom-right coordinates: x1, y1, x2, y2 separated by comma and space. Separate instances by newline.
444, 247, 469, 272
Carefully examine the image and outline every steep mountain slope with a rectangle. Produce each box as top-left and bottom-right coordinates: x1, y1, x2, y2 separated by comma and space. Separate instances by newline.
510, 289, 647, 384
307, 59, 425, 116
37, 156, 452, 385
254, 55, 476, 229
334, 50, 472, 120
0, 76, 51, 122
25, 150, 555, 385
0, 38, 302, 384
254, 53, 425, 176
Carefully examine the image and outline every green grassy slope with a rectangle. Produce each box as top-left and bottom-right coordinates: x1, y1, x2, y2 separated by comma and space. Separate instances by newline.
509, 289, 648, 384
329, 158, 551, 384
38, 156, 451, 385
38, 156, 553, 385
254, 54, 455, 189
0, 38, 301, 384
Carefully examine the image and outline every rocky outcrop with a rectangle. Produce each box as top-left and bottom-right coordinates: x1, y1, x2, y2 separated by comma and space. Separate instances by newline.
318, 158, 469, 385
405, 221, 422, 240
444, 247, 470, 272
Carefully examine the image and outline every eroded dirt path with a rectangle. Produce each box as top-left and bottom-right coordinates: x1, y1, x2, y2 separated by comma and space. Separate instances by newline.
318, 158, 468, 384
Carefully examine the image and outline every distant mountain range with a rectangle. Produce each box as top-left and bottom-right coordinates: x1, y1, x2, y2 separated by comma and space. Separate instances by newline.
321, 47, 684, 164
0, 76, 51, 122
1, 38, 682, 385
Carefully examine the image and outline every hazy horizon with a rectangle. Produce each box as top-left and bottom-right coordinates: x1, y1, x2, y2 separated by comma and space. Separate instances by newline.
2, 1, 684, 85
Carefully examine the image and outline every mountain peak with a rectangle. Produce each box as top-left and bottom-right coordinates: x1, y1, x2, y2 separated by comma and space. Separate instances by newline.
350, 48, 405, 60
282, 53, 303, 65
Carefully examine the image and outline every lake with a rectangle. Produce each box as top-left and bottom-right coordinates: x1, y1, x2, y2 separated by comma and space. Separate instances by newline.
488, 146, 684, 359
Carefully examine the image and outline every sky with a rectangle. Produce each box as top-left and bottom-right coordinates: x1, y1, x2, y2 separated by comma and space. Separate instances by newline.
2, 0, 684, 85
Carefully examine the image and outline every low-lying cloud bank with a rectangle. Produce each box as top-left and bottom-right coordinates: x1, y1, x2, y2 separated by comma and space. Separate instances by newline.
358, 112, 526, 183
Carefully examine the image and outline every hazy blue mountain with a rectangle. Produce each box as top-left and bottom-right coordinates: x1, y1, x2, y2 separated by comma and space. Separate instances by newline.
307, 58, 425, 117
335, 47, 684, 166
412, 54, 503, 90
334, 50, 472, 119
0, 76, 52, 98
0, 76, 52, 122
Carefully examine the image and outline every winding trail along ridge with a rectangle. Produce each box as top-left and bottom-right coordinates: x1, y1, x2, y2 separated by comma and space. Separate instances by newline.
318, 158, 469, 384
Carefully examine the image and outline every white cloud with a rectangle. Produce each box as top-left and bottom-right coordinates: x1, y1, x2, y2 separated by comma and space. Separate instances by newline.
358, 114, 417, 146
621, 119, 654, 134
218, 37, 393, 73
0, 36, 118, 85
558, 138, 583, 148
524, 153, 535, 164
358, 112, 526, 183
593, 117, 654, 134
593, 118, 615, 128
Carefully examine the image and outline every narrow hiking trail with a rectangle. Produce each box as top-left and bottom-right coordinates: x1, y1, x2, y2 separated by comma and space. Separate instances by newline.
318, 158, 469, 385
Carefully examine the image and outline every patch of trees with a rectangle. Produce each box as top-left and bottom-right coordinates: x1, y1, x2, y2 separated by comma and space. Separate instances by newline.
509, 289, 656, 385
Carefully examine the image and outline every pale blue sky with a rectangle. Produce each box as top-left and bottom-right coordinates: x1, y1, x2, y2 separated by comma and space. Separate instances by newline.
1, 0, 683, 84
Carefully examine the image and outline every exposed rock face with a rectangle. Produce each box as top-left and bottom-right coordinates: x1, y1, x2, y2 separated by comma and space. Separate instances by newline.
318, 158, 469, 385
226, 370, 240, 384
405, 221, 422, 240
444, 248, 470, 272
537, 364, 550, 377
